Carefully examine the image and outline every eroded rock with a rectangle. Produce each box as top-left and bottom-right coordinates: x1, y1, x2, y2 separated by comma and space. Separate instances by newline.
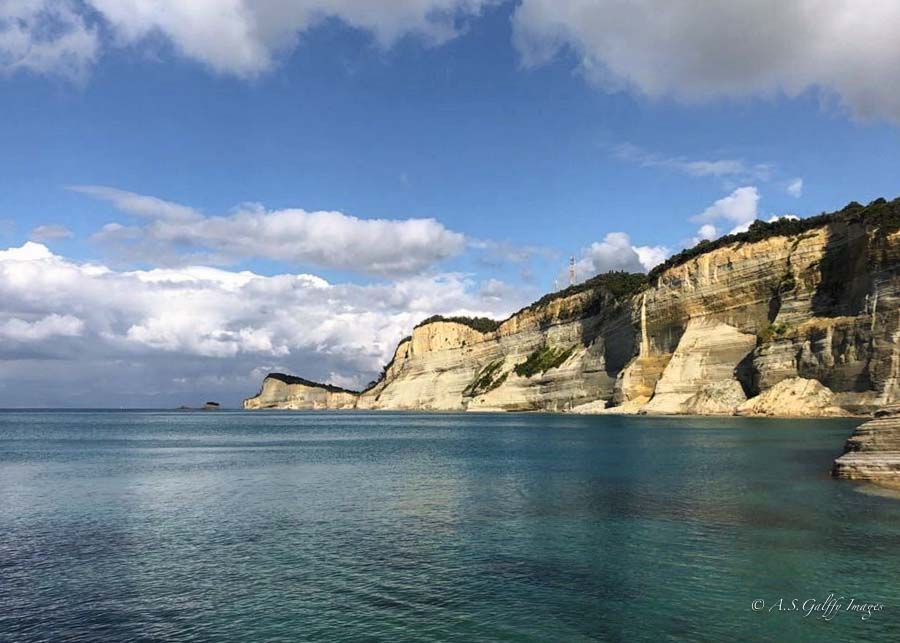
736, 377, 849, 417
833, 406, 900, 487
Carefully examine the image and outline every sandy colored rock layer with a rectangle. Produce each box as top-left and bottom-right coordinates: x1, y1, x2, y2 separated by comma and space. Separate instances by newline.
833, 406, 900, 484
736, 377, 849, 417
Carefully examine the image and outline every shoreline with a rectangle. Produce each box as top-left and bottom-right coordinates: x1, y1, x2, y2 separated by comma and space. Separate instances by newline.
240, 406, 868, 420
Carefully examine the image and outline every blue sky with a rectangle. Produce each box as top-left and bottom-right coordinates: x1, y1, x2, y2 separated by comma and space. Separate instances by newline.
2, 1, 900, 406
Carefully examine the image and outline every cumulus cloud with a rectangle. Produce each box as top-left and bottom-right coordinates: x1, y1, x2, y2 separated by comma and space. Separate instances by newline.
29, 224, 73, 241
3, 0, 495, 79
0, 241, 528, 406
512, 0, 900, 122
691, 186, 760, 236
0, 313, 84, 341
75, 185, 466, 277
632, 245, 669, 272
685, 189, 799, 241
692, 223, 719, 244
0, 0, 100, 80
787, 178, 804, 198
567, 232, 668, 283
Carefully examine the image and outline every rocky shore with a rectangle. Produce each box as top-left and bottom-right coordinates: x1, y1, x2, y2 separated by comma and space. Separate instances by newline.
833, 406, 900, 487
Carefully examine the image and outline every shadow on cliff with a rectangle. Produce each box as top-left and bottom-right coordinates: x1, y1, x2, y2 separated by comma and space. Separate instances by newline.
812, 221, 872, 317
578, 299, 640, 380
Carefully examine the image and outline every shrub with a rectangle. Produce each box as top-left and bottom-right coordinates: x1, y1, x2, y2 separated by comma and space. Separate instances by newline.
758, 322, 793, 343
463, 359, 507, 397
514, 345, 575, 378
414, 315, 500, 333
647, 197, 900, 283
525, 271, 648, 312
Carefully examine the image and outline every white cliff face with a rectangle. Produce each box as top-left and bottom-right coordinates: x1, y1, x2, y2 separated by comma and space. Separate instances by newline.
243, 375, 357, 410
680, 381, 748, 416
357, 304, 620, 412
640, 320, 756, 415
245, 204, 900, 416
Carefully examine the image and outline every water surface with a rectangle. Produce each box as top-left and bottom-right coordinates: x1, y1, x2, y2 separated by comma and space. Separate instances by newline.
1, 411, 898, 642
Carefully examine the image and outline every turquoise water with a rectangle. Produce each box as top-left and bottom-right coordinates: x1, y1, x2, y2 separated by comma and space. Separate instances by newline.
1, 411, 899, 642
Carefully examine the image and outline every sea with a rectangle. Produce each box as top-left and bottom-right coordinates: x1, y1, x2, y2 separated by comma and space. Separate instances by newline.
1, 410, 899, 642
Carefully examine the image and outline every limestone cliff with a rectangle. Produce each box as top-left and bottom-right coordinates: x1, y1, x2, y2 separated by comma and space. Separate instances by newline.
243, 373, 358, 410
244, 197, 900, 416
833, 406, 900, 487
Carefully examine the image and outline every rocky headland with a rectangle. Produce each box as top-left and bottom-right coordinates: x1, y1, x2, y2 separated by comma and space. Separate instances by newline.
245, 197, 900, 417
242, 373, 358, 410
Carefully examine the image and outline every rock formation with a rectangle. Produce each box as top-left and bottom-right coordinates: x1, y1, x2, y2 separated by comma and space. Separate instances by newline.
243, 373, 358, 410
833, 406, 900, 487
735, 377, 848, 417
245, 198, 900, 416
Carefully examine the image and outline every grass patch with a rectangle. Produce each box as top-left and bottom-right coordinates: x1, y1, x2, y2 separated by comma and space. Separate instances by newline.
514, 345, 575, 378
758, 322, 793, 343
463, 359, 507, 397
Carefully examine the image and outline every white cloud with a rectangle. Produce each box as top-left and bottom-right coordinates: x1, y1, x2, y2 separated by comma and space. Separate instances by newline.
75, 185, 466, 277
0, 313, 84, 341
29, 224, 73, 241
69, 185, 202, 222
567, 232, 668, 283
614, 143, 772, 182
9, 0, 900, 125
512, 0, 900, 122
0, 0, 100, 81
684, 194, 800, 243
691, 186, 760, 235
3, 0, 496, 79
0, 240, 54, 261
787, 178, 804, 198
633, 245, 669, 272
578, 232, 643, 276
692, 224, 718, 244
0, 241, 527, 406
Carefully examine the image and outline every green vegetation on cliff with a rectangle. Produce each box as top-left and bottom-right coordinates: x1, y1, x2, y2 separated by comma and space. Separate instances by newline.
414, 315, 501, 333
514, 345, 575, 378
266, 372, 359, 394
527, 271, 648, 311
648, 197, 900, 283
463, 359, 508, 397
758, 322, 793, 343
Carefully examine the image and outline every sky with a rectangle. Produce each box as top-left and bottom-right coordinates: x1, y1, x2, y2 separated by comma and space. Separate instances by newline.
2, 0, 900, 407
